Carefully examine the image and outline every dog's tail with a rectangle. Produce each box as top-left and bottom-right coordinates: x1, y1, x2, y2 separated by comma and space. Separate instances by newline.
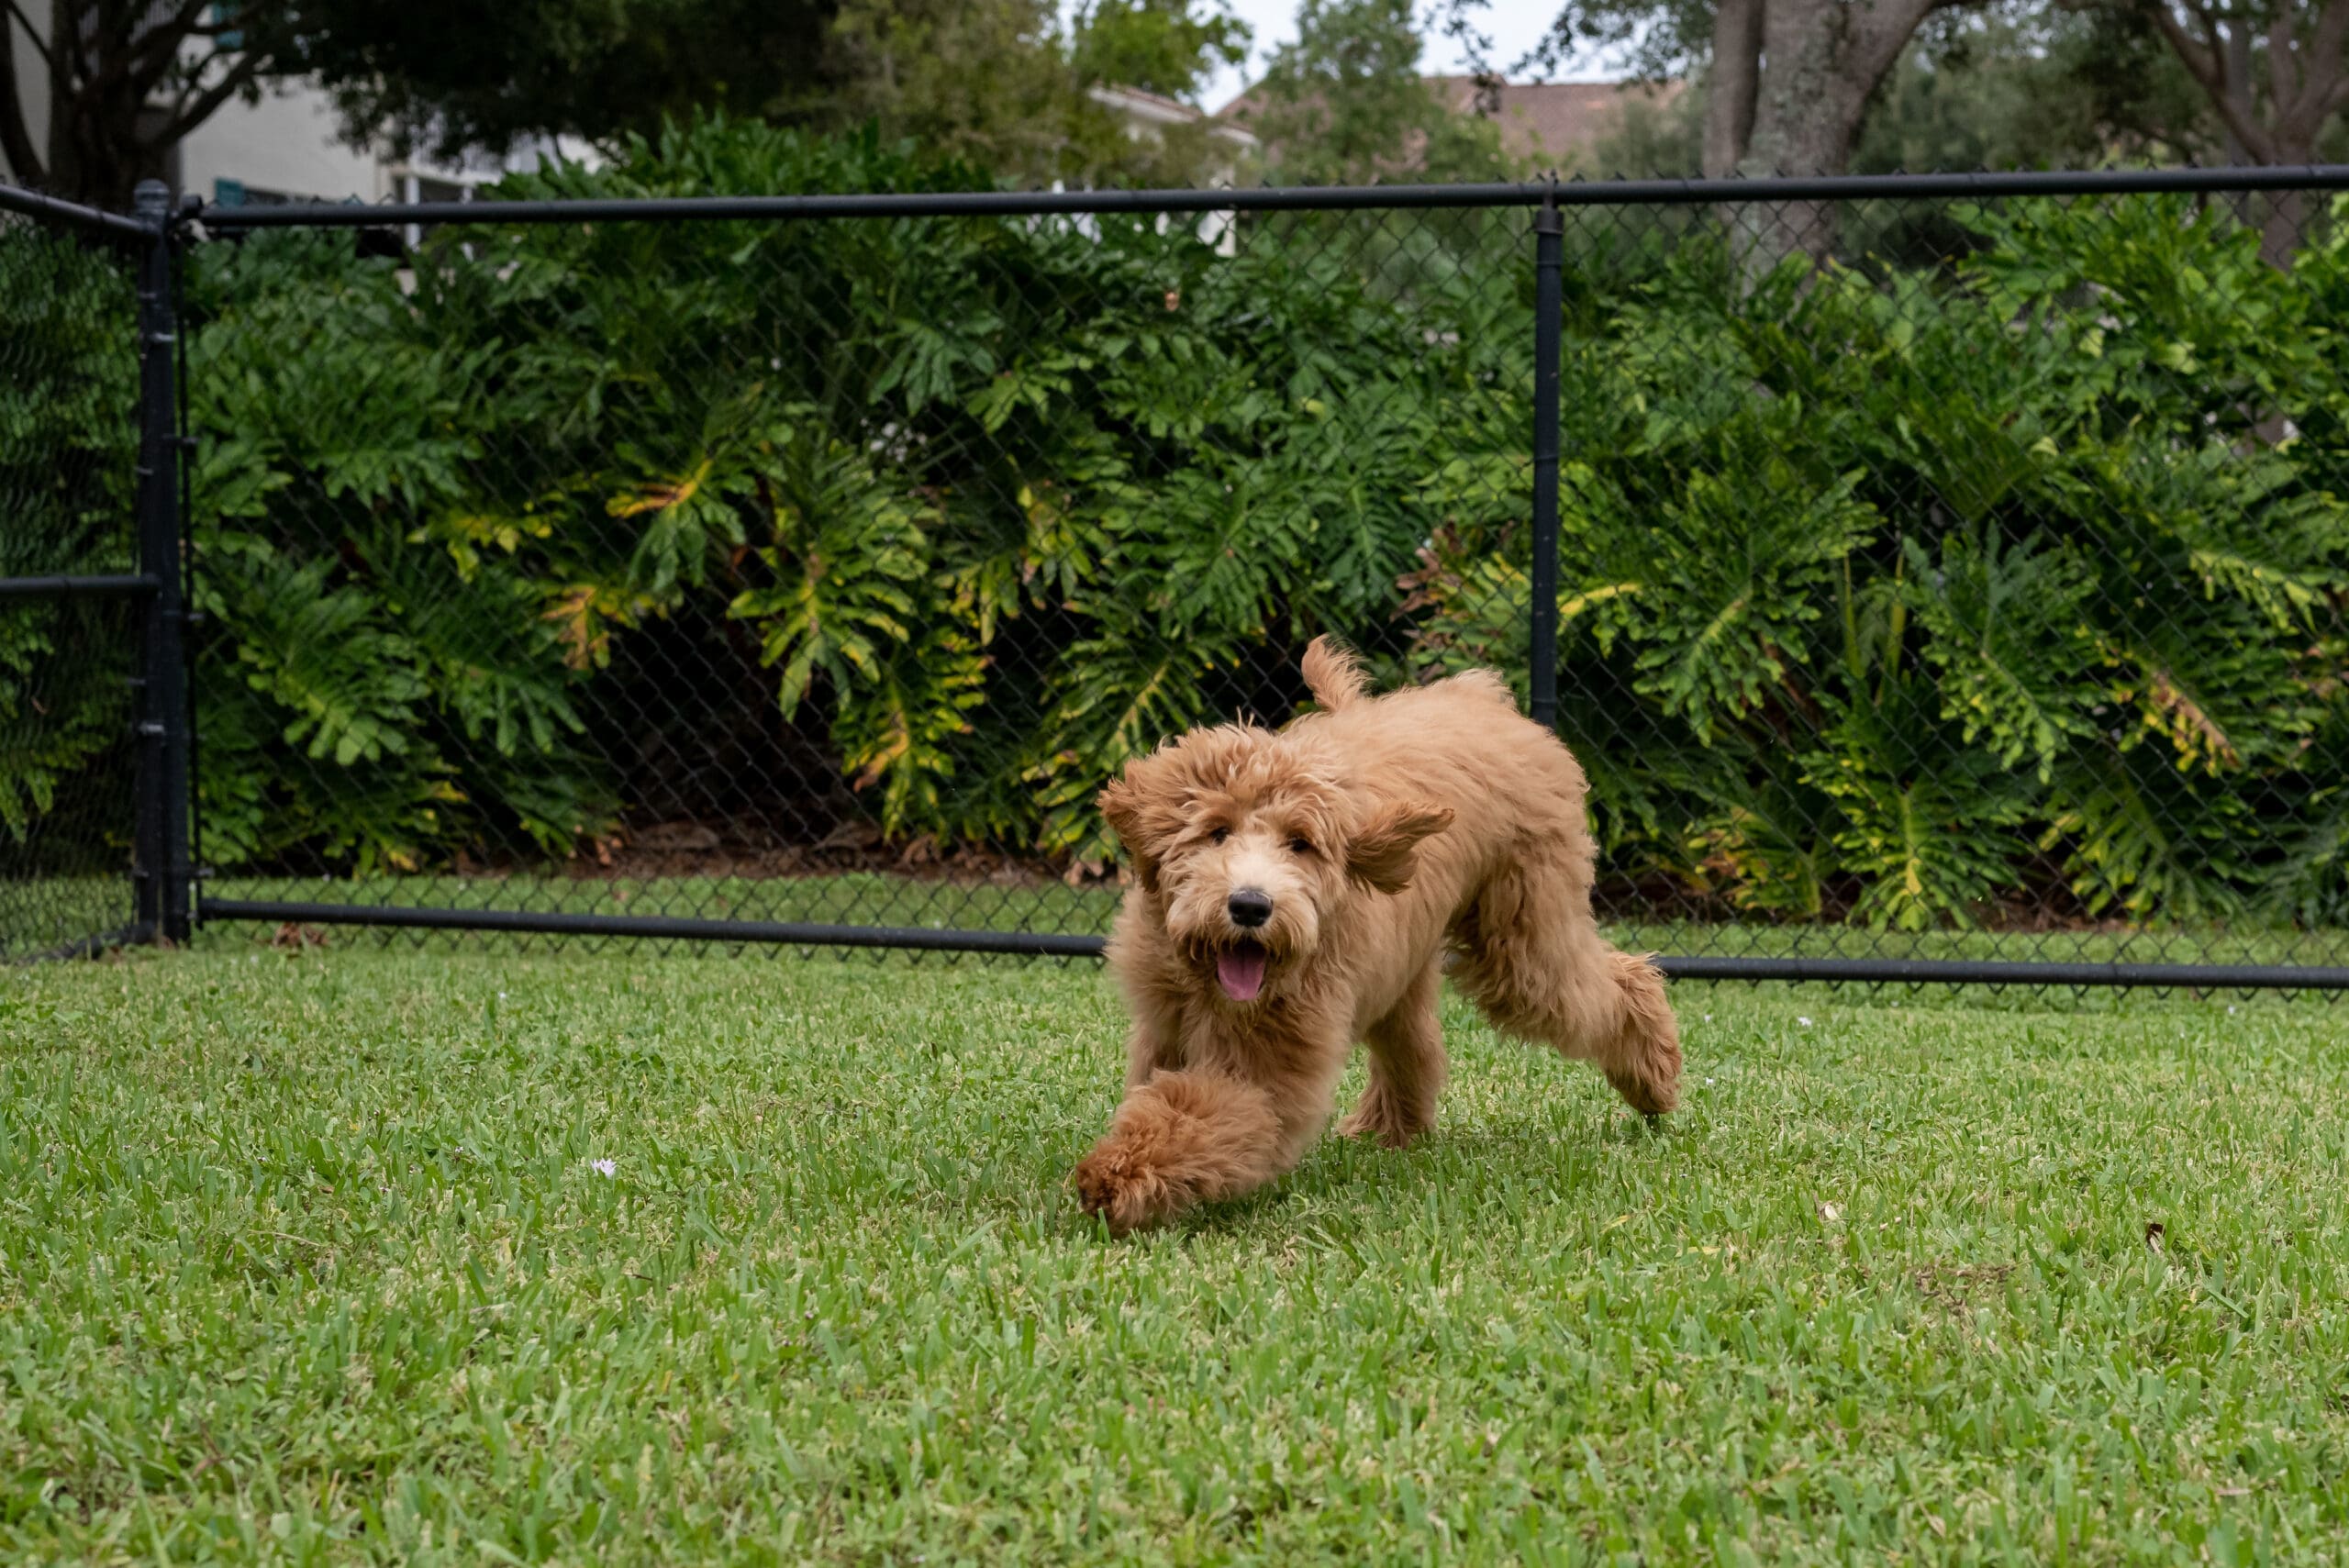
1302, 636, 1369, 712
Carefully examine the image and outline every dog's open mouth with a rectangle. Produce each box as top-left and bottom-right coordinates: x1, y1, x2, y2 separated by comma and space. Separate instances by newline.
1215, 940, 1270, 1002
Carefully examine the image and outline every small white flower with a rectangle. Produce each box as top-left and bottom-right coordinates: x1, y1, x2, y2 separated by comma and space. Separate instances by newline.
1798, 1017, 1813, 1028
2226, 1005, 2237, 1015
592, 1159, 617, 1177
1705, 1076, 1716, 1085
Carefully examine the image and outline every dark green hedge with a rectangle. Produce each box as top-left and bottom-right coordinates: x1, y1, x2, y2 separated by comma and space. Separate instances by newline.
9, 122, 2344, 930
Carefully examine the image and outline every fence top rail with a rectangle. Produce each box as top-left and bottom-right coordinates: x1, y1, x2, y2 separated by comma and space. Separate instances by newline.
196, 182, 1545, 228
0, 574, 161, 602
187, 162, 2349, 230
0, 180, 151, 240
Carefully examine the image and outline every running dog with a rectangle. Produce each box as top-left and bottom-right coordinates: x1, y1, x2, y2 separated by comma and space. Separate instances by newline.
1074, 638, 1680, 1232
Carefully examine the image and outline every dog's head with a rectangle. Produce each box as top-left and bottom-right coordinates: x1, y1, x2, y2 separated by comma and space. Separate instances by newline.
1099, 726, 1453, 1006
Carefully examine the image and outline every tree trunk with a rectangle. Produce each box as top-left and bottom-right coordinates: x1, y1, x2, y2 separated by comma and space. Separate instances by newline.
2258, 167, 2310, 272
1701, 0, 1762, 180
42, 39, 165, 209
1730, 0, 1870, 268
2221, 22, 2254, 161
2140, 0, 2349, 272
19, 0, 215, 208
1720, 0, 1936, 270
2220, 20, 2255, 228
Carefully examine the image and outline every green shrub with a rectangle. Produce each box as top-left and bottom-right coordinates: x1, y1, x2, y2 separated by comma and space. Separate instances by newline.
167, 123, 2349, 929
0, 221, 137, 842
1411, 194, 2349, 929
183, 119, 1527, 873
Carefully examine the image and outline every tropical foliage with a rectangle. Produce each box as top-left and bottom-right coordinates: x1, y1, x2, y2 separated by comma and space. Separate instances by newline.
10, 119, 2346, 932
0, 221, 137, 843
1410, 194, 2349, 928
176, 120, 1533, 877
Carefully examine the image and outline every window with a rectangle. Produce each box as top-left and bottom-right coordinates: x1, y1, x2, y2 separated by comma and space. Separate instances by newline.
211, 179, 300, 207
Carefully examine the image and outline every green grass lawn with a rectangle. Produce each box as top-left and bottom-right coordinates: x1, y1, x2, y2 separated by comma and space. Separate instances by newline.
2, 947, 2345, 1563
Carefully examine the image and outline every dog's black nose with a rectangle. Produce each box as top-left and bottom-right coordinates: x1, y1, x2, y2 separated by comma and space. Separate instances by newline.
1227, 889, 1274, 929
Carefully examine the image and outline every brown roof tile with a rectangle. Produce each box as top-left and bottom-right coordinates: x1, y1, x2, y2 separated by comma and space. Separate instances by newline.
1217, 76, 1685, 172
1424, 77, 1686, 167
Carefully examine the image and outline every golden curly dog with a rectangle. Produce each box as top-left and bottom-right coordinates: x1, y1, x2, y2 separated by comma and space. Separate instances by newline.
1073, 637, 1681, 1233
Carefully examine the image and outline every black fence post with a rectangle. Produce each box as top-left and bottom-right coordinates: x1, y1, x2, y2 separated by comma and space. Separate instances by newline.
1528, 183, 1564, 730
132, 179, 191, 946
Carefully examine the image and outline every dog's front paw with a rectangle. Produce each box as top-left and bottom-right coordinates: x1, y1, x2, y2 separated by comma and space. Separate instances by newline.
1338, 1086, 1431, 1149
1072, 1144, 1180, 1235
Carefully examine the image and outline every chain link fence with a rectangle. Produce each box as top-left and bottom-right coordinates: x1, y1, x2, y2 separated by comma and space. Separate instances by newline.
185, 187, 1544, 959
13, 166, 2349, 987
0, 187, 150, 961
1542, 178, 2349, 984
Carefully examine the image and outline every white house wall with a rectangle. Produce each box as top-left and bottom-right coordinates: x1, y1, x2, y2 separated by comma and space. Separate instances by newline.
5, 6, 596, 204
3, 0, 50, 185
179, 83, 388, 204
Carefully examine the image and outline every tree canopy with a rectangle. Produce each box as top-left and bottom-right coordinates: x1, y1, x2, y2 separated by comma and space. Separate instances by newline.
0, 0, 1252, 208
1235, 0, 1514, 184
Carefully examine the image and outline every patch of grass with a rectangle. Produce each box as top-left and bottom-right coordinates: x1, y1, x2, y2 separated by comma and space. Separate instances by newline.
1, 948, 2345, 1562
204, 871, 1124, 941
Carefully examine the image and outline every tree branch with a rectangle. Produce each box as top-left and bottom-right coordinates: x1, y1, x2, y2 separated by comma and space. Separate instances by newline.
150, 50, 268, 146
131, 0, 217, 69
2267, 6, 2298, 108
86, 0, 211, 105
166, 39, 243, 103
2143, 0, 2278, 159
2166, 0, 2225, 86
1860, 0, 1935, 88
2258, 0, 2349, 150
4, 0, 51, 69
1848, 0, 1963, 95
60, 0, 95, 83
128, 0, 219, 86
2301, 0, 2349, 106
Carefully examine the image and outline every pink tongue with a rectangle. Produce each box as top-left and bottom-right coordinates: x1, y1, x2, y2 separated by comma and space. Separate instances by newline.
1217, 947, 1268, 1002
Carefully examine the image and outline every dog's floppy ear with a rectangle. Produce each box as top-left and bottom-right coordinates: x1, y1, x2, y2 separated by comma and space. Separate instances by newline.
1098, 759, 1190, 894
1346, 800, 1453, 894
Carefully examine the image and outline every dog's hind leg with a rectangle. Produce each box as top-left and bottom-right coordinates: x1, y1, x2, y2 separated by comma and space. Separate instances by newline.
1337, 958, 1446, 1147
1451, 850, 1682, 1116
1590, 950, 1680, 1115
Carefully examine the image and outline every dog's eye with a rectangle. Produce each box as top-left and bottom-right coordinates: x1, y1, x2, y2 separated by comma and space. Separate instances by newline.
1288, 836, 1314, 855
1209, 827, 1229, 844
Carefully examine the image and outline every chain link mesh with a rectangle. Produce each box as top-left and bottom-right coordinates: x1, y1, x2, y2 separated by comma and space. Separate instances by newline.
0, 206, 141, 961
164, 183, 2349, 978
1543, 188, 2348, 975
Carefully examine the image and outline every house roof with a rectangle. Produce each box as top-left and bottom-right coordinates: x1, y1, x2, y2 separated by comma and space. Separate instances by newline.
1423, 77, 1685, 166
1089, 84, 1260, 149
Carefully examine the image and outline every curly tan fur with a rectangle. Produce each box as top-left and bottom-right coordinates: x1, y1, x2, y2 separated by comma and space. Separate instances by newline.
1075, 637, 1682, 1233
